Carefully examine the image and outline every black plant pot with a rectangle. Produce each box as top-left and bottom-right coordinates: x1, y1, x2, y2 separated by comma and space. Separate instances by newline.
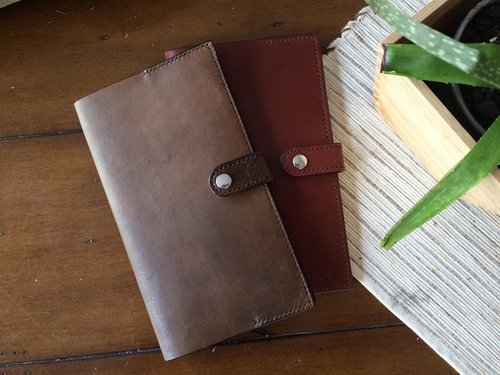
450, 0, 500, 137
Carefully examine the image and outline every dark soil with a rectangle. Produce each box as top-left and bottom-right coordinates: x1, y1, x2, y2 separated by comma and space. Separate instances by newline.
461, 2, 500, 42
457, 1, 500, 133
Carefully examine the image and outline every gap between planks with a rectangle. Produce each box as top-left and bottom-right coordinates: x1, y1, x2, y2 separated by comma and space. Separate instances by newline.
0, 129, 83, 142
0, 322, 404, 368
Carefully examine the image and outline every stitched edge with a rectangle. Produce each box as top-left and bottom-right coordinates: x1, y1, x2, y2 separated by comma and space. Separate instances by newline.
212, 176, 272, 196
309, 36, 351, 289
255, 303, 309, 326
287, 166, 344, 174
256, 36, 316, 44
330, 173, 351, 289
205, 45, 254, 150
143, 42, 211, 75
311, 38, 332, 144
295, 144, 340, 150
258, 35, 350, 289
203, 43, 314, 322
288, 144, 342, 151
215, 152, 260, 172
281, 144, 344, 175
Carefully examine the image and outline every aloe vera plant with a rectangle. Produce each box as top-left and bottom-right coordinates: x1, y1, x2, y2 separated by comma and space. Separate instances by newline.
366, 0, 500, 248
382, 43, 500, 88
368, 0, 500, 89
381, 118, 500, 249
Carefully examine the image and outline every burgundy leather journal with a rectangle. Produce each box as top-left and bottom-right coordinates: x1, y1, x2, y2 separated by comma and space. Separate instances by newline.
165, 34, 352, 292
75, 42, 312, 360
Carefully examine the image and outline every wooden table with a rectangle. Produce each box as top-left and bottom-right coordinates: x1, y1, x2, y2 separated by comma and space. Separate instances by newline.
0, 1, 456, 373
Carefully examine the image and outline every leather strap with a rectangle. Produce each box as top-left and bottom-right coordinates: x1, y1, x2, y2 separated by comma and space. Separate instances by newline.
210, 152, 273, 196
280, 143, 344, 177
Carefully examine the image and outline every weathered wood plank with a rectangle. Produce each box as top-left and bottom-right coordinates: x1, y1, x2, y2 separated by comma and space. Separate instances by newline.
0, 0, 363, 138
8, 327, 456, 374
0, 134, 156, 361
0, 135, 400, 362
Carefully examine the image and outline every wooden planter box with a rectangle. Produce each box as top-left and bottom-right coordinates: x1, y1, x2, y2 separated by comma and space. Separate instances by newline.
374, 0, 500, 214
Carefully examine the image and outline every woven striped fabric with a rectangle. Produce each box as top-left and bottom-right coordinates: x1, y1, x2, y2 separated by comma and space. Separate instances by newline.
323, 2, 499, 374
0, 0, 19, 8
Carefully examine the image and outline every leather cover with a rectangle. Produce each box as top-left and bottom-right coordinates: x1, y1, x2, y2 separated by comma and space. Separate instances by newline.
164, 34, 352, 292
74, 42, 313, 361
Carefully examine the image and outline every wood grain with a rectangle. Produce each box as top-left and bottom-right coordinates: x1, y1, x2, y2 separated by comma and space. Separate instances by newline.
8, 327, 456, 374
0, 0, 363, 138
0, 135, 400, 362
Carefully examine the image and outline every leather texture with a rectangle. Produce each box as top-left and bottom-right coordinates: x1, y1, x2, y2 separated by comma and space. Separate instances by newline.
164, 34, 352, 292
210, 152, 273, 196
75, 42, 313, 361
281, 143, 345, 177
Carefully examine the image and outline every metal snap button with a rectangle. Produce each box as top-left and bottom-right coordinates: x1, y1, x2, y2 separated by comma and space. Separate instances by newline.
215, 173, 232, 189
292, 154, 308, 170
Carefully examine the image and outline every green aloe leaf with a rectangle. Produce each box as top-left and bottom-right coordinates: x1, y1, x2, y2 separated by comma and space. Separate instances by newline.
367, 0, 500, 90
382, 43, 500, 88
381, 117, 500, 249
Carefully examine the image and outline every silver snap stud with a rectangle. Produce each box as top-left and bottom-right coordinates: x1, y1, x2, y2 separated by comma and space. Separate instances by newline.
292, 154, 308, 170
215, 173, 232, 189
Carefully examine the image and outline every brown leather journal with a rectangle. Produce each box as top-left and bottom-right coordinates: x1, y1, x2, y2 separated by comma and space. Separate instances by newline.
74, 42, 312, 360
164, 34, 352, 293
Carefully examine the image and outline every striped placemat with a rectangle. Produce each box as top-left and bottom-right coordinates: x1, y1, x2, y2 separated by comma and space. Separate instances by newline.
0, 0, 19, 8
323, 2, 499, 374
